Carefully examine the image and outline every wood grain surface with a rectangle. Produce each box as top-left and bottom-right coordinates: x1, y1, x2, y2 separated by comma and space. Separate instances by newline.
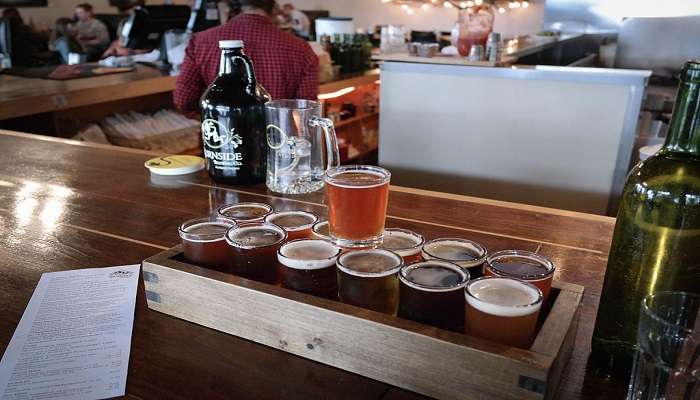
0, 68, 380, 120
0, 129, 625, 399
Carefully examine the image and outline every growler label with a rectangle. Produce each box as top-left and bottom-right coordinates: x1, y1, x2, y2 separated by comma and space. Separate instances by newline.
202, 119, 244, 171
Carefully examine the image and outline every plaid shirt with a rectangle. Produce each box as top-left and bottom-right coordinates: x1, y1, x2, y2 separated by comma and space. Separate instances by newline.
174, 13, 319, 116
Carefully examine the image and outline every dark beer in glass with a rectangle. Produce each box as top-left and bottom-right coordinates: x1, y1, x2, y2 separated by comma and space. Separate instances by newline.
336, 249, 403, 314
179, 217, 237, 272
199, 40, 270, 185
277, 239, 341, 299
217, 202, 273, 224
324, 165, 390, 248
464, 277, 543, 348
381, 228, 425, 264
422, 238, 487, 278
484, 250, 555, 300
398, 261, 469, 332
264, 211, 318, 241
225, 223, 287, 284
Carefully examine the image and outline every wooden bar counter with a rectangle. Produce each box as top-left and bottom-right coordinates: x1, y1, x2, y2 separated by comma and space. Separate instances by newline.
0, 130, 627, 399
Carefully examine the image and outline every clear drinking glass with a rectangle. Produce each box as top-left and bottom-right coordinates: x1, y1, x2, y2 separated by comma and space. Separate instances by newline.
265, 100, 340, 194
324, 165, 391, 248
628, 292, 700, 400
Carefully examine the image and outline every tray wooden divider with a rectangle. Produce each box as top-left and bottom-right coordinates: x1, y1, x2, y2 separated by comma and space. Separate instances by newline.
142, 246, 583, 400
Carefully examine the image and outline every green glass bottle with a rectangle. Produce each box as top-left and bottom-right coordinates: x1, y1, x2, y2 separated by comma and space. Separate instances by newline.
590, 61, 700, 374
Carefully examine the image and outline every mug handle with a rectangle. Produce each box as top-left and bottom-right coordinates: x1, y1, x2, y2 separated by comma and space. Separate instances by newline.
309, 116, 340, 171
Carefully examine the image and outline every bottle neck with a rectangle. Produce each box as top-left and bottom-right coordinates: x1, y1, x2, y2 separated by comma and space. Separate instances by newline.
664, 69, 700, 157
218, 48, 243, 76
217, 48, 256, 94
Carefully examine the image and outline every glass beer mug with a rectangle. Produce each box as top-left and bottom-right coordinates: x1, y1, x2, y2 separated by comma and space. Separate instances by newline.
265, 100, 340, 194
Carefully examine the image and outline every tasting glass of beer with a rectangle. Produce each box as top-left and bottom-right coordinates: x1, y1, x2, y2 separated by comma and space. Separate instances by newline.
464, 276, 543, 348
484, 250, 555, 300
381, 228, 425, 264
324, 165, 391, 248
264, 210, 318, 240
179, 216, 237, 272
266, 99, 340, 194
312, 220, 331, 241
398, 260, 469, 331
422, 238, 487, 277
277, 239, 342, 299
336, 249, 403, 314
218, 202, 273, 224
225, 223, 287, 284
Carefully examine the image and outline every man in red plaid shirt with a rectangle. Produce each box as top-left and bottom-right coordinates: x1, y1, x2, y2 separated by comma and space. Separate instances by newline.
173, 0, 319, 117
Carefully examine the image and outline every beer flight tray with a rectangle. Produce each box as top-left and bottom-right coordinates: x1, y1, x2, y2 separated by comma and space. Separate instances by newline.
142, 245, 583, 400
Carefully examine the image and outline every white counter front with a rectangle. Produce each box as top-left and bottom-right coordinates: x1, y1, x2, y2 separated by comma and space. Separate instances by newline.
379, 62, 651, 215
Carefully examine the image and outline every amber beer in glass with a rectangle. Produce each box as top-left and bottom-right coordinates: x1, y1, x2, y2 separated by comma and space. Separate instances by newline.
398, 261, 469, 331
324, 165, 391, 248
179, 217, 237, 272
464, 277, 543, 348
218, 202, 273, 224
336, 249, 403, 314
381, 228, 425, 264
422, 238, 487, 278
277, 239, 341, 299
484, 250, 555, 300
225, 223, 287, 284
264, 211, 318, 240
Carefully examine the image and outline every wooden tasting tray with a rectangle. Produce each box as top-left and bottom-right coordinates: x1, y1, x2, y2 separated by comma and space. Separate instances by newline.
142, 246, 583, 400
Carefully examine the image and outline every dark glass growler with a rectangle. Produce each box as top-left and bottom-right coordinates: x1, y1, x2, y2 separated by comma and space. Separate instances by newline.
200, 40, 269, 185
590, 60, 700, 374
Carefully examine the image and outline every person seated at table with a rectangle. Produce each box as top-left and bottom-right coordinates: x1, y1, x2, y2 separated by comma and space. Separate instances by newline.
174, 0, 319, 117
281, 3, 309, 39
74, 3, 110, 61
100, 0, 150, 58
1, 8, 49, 66
52, 18, 83, 64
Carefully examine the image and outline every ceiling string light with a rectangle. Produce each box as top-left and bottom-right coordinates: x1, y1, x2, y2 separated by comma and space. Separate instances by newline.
381, 0, 530, 15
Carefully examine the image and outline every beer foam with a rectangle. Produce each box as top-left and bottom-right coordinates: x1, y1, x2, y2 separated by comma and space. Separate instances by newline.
226, 225, 286, 249
265, 211, 317, 231
381, 229, 424, 257
312, 221, 330, 239
465, 277, 542, 317
278, 240, 340, 270
400, 261, 468, 292
488, 251, 554, 280
326, 170, 390, 189
422, 239, 486, 268
219, 203, 272, 221
337, 249, 403, 277
179, 219, 235, 242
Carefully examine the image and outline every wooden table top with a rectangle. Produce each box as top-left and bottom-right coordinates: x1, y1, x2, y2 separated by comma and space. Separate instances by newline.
0, 67, 380, 121
0, 130, 627, 399
0, 65, 175, 120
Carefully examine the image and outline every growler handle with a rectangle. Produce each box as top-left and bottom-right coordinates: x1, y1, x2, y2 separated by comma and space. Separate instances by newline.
231, 54, 257, 96
309, 116, 340, 171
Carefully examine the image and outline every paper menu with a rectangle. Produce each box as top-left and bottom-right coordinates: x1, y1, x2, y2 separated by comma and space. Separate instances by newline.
0, 265, 140, 400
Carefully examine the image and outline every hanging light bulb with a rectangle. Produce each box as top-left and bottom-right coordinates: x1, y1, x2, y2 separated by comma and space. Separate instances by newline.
431, 0, 438, 3
521, 1, 529, 7
498, 6, 506, 13
459, 1, 467, 8
421, 3, 430, 10
444, 1, 453, 7
474, 0, 483, 5
466, 0, 474, 6
400, 3, 408, 10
